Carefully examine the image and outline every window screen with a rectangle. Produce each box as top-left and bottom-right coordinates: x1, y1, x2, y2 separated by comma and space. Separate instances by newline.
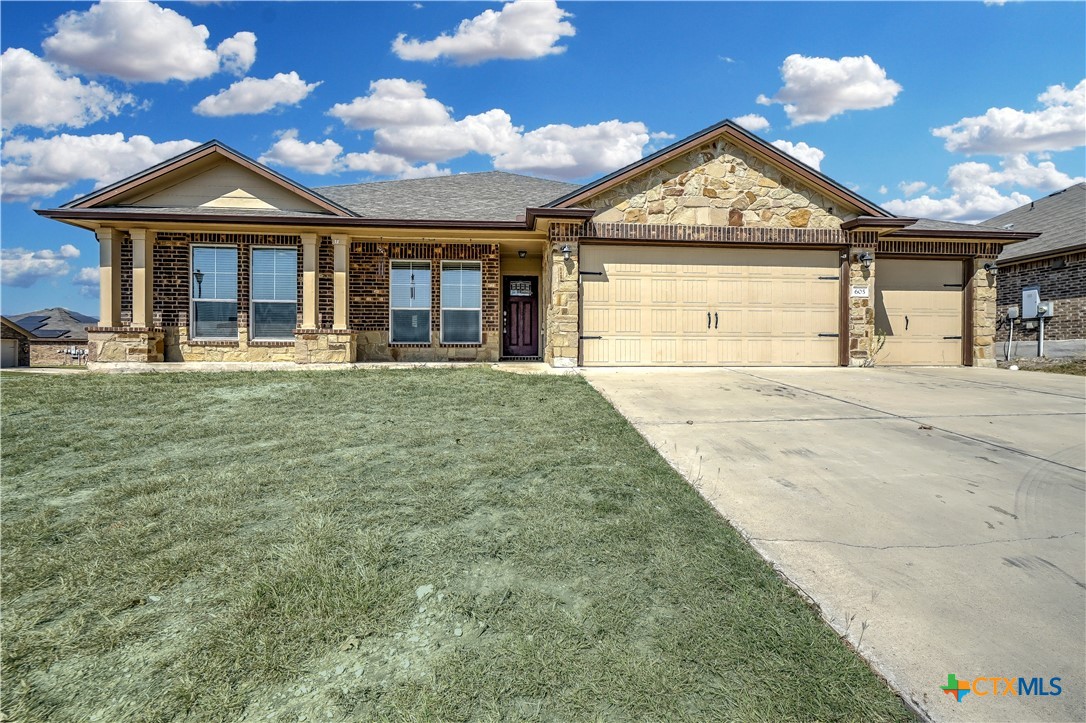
251, 247, 297, 339
441, 262, 482, 344
390, 261, 431, 343
191, 246, 238, 338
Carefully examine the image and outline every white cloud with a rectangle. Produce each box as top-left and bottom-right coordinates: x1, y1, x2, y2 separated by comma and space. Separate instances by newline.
194, 72, 321, 117
734, 114, 770, 133
878, 185, 888, 195
493, 120, 650, 178
391, 0, 575, 65
899, 180, 928, 197
73, 266, 100, 297
1, 133, 199, 202
258, 130, 343, 174
883, 155, 1083, 222
259, 130, 449, 180
770, 140, 825, 170
1, 48, 136, 132
1, 244, 80, 287
932, 79, 1085, 154
42, 0, 256, 82
329, 79, 453, 129
327, 79, 655, 179
757, 54, 902, 125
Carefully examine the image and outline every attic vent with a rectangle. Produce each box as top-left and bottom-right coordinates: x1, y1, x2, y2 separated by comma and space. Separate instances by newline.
1001, 223, 1014, 230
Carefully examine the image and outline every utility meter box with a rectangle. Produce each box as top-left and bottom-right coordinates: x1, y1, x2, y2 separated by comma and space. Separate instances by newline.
1007, 305, 1019, 320
1023, 286, 1041, 318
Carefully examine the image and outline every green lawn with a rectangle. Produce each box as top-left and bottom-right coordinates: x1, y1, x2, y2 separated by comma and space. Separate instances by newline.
1, 368, 911, 722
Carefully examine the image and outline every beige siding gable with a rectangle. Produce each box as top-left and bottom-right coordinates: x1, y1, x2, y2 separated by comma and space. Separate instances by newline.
122, 161, 329, 213
580, 139, 859, 229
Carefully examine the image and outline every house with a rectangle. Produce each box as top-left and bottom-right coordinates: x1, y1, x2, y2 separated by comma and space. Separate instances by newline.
37, 119, 1038, 369
1, 316, 32, 367
984, 184, 1085, 360
7, 307, 97, 366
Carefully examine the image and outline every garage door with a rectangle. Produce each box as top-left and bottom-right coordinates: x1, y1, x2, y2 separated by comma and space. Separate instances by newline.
874, 258, 964, 365
580, 245, 841, 366
1, 339, 18, 368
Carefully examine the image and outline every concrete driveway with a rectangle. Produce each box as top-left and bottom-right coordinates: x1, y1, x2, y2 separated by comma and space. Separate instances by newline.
583, 366, 1085, 723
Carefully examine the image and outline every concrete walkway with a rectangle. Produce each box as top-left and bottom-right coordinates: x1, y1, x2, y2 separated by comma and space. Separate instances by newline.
584, 366, 1085, 723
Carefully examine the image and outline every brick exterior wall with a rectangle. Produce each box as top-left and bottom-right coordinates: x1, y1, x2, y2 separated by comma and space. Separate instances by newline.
318, 239, 334, 329
29, 340, 87, 366
120, 237, 132, 325
996, 251, 1086, 343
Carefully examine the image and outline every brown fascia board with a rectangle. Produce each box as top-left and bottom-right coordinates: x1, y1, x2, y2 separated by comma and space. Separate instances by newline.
35, 207, 545, 231
883, 228, 1041, 241
998, 242, 1086, 266
546, 119, 891, 218
64, 140, 356, 218
524, 206, 595, 229
841, 217, 917, 231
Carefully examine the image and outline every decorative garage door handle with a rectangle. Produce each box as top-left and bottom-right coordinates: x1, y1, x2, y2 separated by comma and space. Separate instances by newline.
905, 315, 909, 331
707, 312, 711, 329
714, 312, 719, 329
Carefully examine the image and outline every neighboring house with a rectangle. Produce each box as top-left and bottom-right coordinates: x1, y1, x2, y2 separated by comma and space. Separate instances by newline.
8, 308, 97, 366
37, 119, 1037, 369
984, 184, 1085, 360
1, 317, 32, 367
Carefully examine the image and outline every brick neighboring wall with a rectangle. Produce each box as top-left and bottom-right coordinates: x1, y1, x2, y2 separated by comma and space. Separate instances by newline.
1, 324, 31, 366
996, 251, 1085, 342
30, 340, 87, 366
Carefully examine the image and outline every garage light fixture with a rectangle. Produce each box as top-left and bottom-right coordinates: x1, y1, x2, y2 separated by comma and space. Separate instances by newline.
561, 244, 572, 261
855, 251, 873, 269
518, 250, 527, 259
983, 262, 999, 275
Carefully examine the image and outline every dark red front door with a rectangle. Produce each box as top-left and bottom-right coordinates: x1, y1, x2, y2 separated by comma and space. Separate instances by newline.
503, 276, 539, 357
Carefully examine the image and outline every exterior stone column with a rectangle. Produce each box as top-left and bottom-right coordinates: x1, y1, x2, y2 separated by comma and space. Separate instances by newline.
971, 257, 998, 367
331, 234, 349, 330
847, 246, 876, 366
544, 222, 584, 367
300, 233, 318, 329
130, 228, 154, 328
95, 227, 123, 327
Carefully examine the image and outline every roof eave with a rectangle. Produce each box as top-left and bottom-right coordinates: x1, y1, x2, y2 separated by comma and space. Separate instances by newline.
998, 242, 1086, 266
883, 228, 1042, 241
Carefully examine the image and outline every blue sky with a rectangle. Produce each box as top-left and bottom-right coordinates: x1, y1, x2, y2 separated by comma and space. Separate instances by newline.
2, 0, 1083, 316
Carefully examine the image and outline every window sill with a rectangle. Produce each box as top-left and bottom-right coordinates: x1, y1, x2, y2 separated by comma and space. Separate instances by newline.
440, 342, 484, 347
249, 340, 295, 347
187, 339, 239, 347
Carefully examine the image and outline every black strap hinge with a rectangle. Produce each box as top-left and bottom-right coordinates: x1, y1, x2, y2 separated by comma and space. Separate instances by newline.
579, 271, 604, 276
943, 336, 963, 340
818, 275, 840, 280
580, 335, 603, 340
818, 333, 840, 338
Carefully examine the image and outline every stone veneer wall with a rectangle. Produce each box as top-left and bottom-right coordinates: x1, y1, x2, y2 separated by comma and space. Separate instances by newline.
582, 140, 856, 229
996, 251, 1086, 346
349, 241, 501, 362
1, 323, 31, 367
543, 222, 585, 367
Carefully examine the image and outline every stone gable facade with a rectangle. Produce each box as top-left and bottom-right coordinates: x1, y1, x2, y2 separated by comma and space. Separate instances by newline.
579, 139, 859, 229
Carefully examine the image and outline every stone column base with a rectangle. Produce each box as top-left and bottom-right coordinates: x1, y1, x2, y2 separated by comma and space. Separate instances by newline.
295, 330, 358, 364
87, 327, 165, 363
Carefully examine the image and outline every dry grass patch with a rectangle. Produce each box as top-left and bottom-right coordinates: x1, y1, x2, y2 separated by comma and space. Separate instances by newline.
1, 368, 911, 721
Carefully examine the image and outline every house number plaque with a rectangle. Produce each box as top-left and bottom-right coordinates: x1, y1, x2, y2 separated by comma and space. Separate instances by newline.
850, 285, 870, 298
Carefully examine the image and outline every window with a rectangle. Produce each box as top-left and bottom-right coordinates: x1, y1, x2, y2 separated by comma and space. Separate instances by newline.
191, 246, 237, 338
441, 261, 482, 344
390, 261, 431, 343
251, 247, 298, 340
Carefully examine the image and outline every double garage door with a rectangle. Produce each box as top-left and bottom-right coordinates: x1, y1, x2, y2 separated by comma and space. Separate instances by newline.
581, 245, 842, 366
580, 245, 965, 367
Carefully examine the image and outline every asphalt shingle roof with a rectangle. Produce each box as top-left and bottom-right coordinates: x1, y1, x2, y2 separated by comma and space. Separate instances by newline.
984, 183, 1085, 262
901, 218, 998, 233
314, 172, 580, 221
10, 307, 97, 341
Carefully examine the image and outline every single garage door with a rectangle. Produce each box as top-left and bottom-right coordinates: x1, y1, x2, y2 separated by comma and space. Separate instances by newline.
1, 338, 18, 368
580, 245, 841, 366
874, 258, 964, 365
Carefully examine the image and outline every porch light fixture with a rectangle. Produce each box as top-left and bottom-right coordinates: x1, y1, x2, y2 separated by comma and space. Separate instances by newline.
983, 261, 999, 275
855, 251, 873, 269
192, 269, 204, 297
561, 244, 572, 261
518, 250, 527, 259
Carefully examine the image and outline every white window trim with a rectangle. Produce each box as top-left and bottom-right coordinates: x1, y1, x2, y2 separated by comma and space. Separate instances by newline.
249, 245, 298, 342
440, 260, 483, 345
189, 244, 239, 341
389, 260, 432, 345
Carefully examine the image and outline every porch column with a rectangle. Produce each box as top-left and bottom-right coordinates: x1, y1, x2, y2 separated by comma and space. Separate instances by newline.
331, 234, 349, 330
130, 228, 153, 328
95, 227, 122, 327
300, 233, 318, 329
